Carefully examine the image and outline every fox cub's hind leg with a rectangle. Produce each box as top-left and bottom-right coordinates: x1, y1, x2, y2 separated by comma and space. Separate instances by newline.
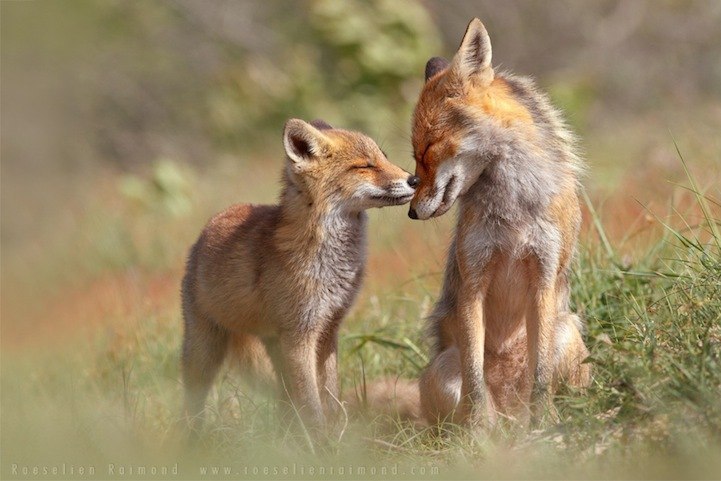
229, 333, 277, 392
181, 311, 229, 433
553, 313, 591, 388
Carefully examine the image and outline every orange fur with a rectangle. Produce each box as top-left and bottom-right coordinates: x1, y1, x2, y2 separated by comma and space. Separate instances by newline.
473, 78, 534, 127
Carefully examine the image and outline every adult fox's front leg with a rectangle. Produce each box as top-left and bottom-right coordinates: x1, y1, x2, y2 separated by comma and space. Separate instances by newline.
527, 259, 559, 423
455, 251, 497, 428
455, 286, 489, 427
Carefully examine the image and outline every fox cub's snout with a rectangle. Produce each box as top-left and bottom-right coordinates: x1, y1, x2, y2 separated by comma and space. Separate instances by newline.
283, 118, 418, 211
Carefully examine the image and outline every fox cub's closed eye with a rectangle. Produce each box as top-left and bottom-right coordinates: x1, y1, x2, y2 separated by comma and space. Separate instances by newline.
351, 162, 374, 170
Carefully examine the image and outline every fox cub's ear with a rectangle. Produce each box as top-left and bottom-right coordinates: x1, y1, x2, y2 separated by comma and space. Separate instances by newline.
452, 18, 493, 84
283, 119, 330, 165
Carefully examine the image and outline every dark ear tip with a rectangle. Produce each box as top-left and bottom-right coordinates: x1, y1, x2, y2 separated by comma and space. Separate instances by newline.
309, 119, 333, 131
425, 57, 450, 81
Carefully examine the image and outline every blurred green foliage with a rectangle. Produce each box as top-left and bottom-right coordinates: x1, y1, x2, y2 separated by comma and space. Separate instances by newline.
119, 159, 193, 218
211, 0, 440, 149
547, 77, 598, 132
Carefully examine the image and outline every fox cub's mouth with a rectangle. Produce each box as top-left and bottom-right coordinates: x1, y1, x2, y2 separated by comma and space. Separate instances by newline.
371, 193, 415, 205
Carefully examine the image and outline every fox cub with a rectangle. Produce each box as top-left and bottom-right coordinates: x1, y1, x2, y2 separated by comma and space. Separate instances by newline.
181, 119, 418, 430
409, 19, 591, 426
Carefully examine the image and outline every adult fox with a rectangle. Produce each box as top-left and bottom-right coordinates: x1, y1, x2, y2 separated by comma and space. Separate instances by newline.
181, 119, 418, 431
409, 19, 590, 426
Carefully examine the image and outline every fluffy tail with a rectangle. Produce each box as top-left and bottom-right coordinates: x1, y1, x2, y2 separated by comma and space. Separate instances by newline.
343, 377, 425, 426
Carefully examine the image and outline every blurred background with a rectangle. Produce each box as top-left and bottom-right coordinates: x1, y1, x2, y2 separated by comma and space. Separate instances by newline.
1, 1, 720, 476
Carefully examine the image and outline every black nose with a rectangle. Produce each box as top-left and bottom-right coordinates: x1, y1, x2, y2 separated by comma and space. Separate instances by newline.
408, 207, 418, 219
407, 175, 420, 188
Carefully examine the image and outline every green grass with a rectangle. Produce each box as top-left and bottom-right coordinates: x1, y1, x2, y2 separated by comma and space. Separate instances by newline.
2, 158, 720, 480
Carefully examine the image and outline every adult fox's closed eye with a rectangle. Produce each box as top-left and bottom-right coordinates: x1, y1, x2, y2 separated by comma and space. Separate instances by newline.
181, 119, 417, 432
409, 18, 591, 426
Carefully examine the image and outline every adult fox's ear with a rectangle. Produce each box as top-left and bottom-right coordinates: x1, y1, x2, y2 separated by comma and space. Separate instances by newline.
309, 118, 333, 130
452, 18, 493, 85
425, 57, 450, 81
283, 119, 330, 164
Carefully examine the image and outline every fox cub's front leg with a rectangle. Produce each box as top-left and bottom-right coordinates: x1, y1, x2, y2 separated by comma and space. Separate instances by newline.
278, 330, 325, 428
316, 324, 341, 419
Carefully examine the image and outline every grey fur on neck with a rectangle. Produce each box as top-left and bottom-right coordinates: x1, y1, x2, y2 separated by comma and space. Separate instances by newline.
457, 72, 583, 232
277, 165, 367, 270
